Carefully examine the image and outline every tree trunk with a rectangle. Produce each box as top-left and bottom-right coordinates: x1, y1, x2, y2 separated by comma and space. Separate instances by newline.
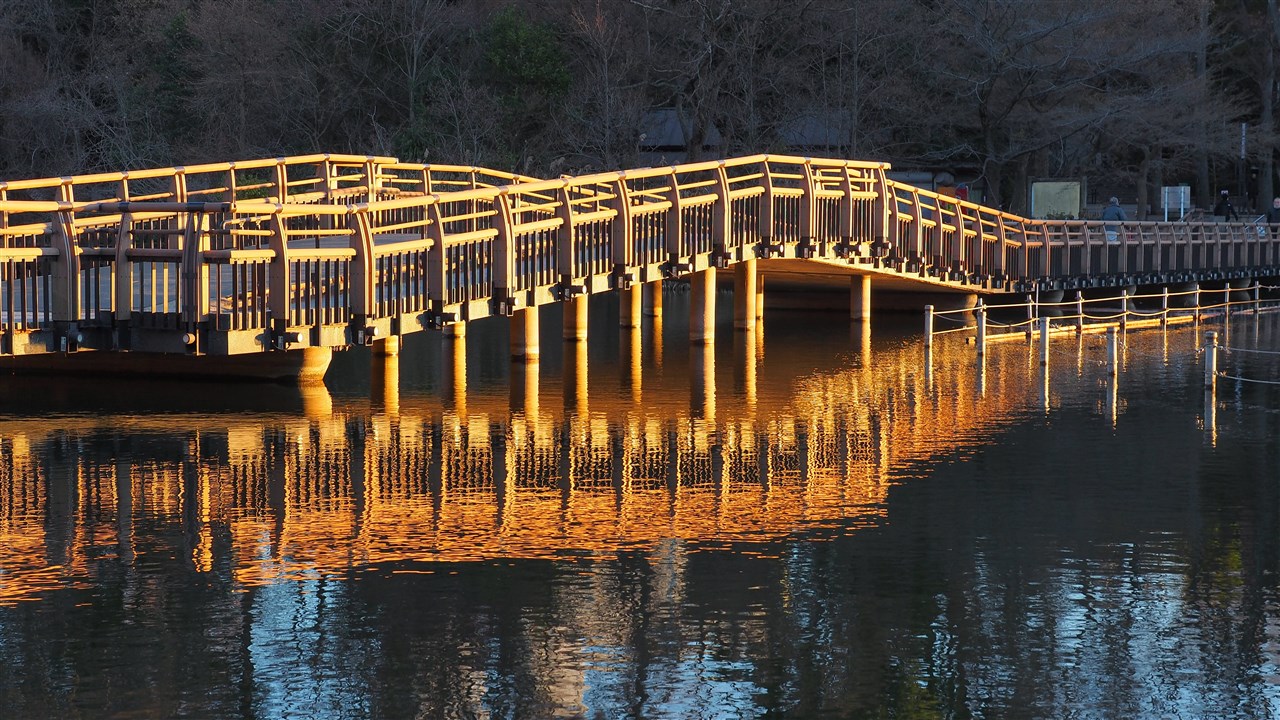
1261, 6, 1277, 206
1137, 147, 1150, 221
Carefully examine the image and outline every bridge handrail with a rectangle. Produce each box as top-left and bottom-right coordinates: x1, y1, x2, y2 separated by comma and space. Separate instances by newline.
4, 150, 1280, 353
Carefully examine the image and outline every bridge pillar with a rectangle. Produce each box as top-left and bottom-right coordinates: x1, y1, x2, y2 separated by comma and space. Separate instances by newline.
372, 336, 400, 357
372, 351, 399, 416
511, 306, 540, 362
690, 268, 717, 344
644, 280, 663, 318
622, 326, 642, 402
620, 283, 642, 328
564, 295, 589, 342
756, 274, 765, 320
298, 348, 334, 386
443, 333, 467, 415
566, 340, 588, 415
512, 358, 540, 418
850, 275, 871, 321
691, 344, 715, 419
444, 322, 467, 339
734, 259, 757, 330
734, 328, 757, 408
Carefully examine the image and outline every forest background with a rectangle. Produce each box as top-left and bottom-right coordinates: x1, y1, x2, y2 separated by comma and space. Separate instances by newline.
1, 0, 1278, 218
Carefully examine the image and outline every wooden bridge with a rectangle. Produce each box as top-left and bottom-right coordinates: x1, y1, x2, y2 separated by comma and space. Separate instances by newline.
1, 152, 1275, 380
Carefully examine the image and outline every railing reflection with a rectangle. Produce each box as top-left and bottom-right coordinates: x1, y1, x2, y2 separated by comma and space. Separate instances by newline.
0, 325, 1074, 605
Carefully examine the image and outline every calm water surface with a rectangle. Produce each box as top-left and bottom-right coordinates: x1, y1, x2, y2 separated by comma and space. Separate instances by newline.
2, 291, 1280, 719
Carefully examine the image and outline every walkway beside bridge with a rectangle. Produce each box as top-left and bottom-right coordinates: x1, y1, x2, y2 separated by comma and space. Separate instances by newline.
0, 152, 1276, 379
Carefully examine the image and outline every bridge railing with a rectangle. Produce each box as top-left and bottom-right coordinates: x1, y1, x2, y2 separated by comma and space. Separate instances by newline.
5, 151, 1280, 356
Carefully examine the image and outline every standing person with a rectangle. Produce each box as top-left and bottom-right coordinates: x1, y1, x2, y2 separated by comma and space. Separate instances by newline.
1101, 196, 1126, 243
1213, 190, 1239, 222
1266, 197, 1280, 239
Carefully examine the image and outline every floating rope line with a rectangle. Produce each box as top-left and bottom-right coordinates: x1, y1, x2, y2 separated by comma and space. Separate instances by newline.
1217, 372, 1280, 385
1223, 346, 1280, 357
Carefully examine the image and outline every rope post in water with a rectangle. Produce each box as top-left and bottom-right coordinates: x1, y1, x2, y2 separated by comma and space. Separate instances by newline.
924, 305, 934, 349
1254, 281, 1261, 314
1106, 327, 1118, 378
1194, 284, 1201, 324
1204, 330, 1218, 390
1075, 291, 1084, 334
1039, 316, 1050, 366
1025, 293, 1034, 341
976, 303, 987, 357
1119, 289, 1128, 333
1161, 287, 1169, 328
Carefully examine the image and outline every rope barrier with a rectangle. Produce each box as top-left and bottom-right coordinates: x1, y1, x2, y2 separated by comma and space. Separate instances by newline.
1222, 346, 1280, 356
1217, 372, 1280, 386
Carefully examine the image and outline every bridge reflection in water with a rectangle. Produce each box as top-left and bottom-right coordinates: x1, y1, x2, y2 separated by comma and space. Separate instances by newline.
0, 306, 1109, 606
4, 302, 1270, 717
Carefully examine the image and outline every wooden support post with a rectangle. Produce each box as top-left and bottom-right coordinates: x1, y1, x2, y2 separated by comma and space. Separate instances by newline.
756, 273, 765, 320
924, 305, 934, 349
1076, 291, 1084, 334
734, 326, 758, 404
1161, 287, 1169, 327
444, 322, 466, 339
1204, 330, 1218, 389
976, 303, 987, 357
1039, 316, 1049, 366
691, 344, 715, 419
851, 275, 871, 321
734, 258, 757, 330
1025, 293, 1034, 341
372, 336, 400, 357
564, 295, 588, 342
644, 280, 663, 318
511, 306, 540, 362
690, 267, 717, 344
565, 341, 588, 415
620, 283, 642, 328
1120, 289, 1128, 333
511, 358, 539, 418
622, 326, 642, 402
1106, 327, 1118, 378
444, 331, 467, 415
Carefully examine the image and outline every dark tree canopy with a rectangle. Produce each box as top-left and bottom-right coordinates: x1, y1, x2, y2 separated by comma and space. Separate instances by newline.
0, 0, 1270, 215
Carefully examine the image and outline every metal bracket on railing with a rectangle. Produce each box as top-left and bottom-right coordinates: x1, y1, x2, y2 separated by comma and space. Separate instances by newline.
554, 283, 585, 301
755, 241, 783, 260
59, 326, 83, 354
661, 262, 691, 278
274, 329, 301, 350
492, 294, 517, 316
427, 311, 457, 330
610, 269, 635, 289
711, 251, 730, 270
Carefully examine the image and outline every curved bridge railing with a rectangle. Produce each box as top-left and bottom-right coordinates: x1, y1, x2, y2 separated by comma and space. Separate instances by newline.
0, 153, 1276, 356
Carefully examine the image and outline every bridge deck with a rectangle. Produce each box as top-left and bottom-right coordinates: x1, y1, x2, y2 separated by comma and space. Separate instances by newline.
0, 152, 1275, 365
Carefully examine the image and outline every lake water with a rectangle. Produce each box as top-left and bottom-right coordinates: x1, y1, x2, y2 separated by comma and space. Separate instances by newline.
2, 290, 1279, 719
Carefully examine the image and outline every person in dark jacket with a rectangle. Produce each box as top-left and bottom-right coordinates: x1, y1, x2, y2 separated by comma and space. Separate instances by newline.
1267, 197, 1280, 224
1100, 196, 1126, 243
1213, 190, 1239, 222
